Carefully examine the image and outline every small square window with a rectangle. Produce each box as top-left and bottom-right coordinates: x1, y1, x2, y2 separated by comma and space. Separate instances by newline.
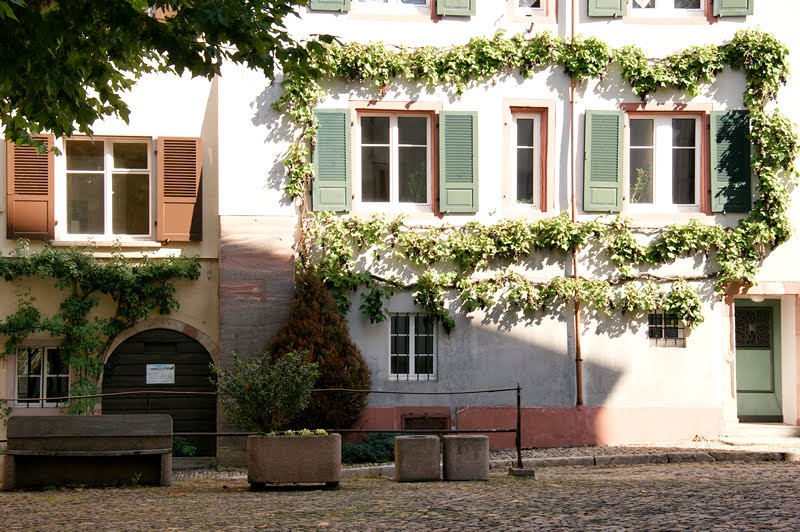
648, 312, 686, 347
390, 313, 437, 380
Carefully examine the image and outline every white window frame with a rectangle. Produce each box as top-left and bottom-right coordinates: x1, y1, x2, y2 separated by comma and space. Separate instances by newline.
511, 113, 542, 210
57, 137, 154, 241
15, 347, 69, 408
629, 0, 705, 17
355, 113, 432, 213
625, 115, 701, 213
389, 313, 438, 381
353, 0, 430, 15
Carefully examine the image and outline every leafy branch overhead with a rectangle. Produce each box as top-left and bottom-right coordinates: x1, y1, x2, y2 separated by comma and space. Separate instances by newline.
0, 0, 315, 146
280, 29, 798, 330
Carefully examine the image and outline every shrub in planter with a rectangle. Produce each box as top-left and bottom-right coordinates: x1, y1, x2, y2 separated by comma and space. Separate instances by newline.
269, 265, 372, 430
342, 433, 395, 464
213, 351, 341, 488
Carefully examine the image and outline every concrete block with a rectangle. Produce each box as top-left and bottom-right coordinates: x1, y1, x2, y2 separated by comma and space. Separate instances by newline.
442, 435, 489, 481
524, 456, 594, 468
784, 452, 800, 463
394, 435, 440, 482
508, 467, 536, 478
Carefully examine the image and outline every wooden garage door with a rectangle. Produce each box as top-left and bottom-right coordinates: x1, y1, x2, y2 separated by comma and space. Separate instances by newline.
102, 329, 216, 456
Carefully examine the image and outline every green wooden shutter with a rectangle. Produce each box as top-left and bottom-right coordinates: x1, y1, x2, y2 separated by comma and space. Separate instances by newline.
308, 0, 350, 12
436, 0, 476, 16
439, 111, 478, 214
313, 109, 351, 212
588, 0, 626, 17
714, 0, 753, 16
710, 110, 751, 213
584, 110, 623, 213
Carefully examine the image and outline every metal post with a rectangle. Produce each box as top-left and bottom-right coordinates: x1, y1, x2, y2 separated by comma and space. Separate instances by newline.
516, 383, 522, 469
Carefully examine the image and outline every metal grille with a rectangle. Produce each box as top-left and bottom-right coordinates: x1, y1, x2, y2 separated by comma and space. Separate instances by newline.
735, 308, 772, 348
648, 311, 686, 347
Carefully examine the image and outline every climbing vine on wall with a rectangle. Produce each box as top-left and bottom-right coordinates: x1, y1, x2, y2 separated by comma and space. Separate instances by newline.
0, 243, 200, 413
276, 28, 798, 331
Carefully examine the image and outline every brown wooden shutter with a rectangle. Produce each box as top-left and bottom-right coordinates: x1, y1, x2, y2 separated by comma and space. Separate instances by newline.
6, 135, 55, 240
157, 137, 202, 242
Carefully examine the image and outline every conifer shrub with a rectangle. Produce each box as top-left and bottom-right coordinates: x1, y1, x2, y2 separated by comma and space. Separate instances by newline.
269, 265, 372, 429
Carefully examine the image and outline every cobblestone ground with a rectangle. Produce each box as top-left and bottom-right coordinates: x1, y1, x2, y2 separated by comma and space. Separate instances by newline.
3, 461, 800, 530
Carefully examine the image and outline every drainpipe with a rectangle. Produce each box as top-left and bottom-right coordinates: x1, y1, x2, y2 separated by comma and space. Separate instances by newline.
569, 0, 583, 407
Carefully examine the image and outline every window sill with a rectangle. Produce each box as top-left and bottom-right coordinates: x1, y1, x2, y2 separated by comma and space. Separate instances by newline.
52, 240, 163, 249
618, 211, 715, 227
621, 14, 713, 25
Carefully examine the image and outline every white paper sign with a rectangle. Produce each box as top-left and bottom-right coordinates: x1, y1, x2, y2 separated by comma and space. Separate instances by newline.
146, 364, 175, 384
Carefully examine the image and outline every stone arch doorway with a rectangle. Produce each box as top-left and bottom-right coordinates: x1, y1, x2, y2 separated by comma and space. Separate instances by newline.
102, 328, 217, 456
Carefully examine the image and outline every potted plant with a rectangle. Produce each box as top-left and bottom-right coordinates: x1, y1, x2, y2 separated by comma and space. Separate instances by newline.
213, 350, 342, 488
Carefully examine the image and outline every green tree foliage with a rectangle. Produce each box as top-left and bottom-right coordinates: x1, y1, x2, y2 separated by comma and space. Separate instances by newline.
269, 265, 372, 430
0, 0, 314, 146
213, 351, 319, 433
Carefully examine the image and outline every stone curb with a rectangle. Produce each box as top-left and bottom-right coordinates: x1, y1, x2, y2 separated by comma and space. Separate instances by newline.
174, 451, 800, 480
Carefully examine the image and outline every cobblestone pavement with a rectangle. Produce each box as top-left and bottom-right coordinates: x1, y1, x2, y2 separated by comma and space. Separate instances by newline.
4, 461, 800, 530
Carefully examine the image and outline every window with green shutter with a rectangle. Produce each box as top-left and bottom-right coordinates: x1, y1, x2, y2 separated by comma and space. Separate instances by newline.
437, 0, 475, 16
439, 111, 478, 214
714, 0, 753, 17
308, 0, 350, 12
588, 0, 626, 17
313, 109, 351, 212
710, 110, 751, 213
583, 111, 623, 212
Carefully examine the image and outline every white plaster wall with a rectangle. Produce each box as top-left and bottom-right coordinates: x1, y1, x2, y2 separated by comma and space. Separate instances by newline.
781, 296, 797, 423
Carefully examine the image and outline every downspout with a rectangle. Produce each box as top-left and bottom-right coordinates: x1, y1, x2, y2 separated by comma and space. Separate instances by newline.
569, 0, 584, 407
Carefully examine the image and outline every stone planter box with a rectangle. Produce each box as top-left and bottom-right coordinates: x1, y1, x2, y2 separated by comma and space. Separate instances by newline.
246, 433, 341, 488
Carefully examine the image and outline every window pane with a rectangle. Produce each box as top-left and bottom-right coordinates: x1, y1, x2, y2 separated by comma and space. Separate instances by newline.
674, 0, 700, 8
66, 140, 104, 171
519, 0, 541, 6
672, 119, 695, 148
401, 0, 427, 4
629, 149, 653, 204
398, 117, 427, 145
648, 313, 663, 338
112, 173, 150, 234
113, 143, 148, 169
517, 148, 535, 204
46, 348, 66, 375
392, 355, 409, 375
392, 315, 409, 335
399, 147, 427, 203
633, 0, 655, 8
67, 174, 104, 234
46, 377, 69, 402
516, 118, 534, 148
361, 116, 390, 145
630, 119, 654, 147
416, 316, 433, 334
415, 355, 433, 375
361, 147, 390, 202
672, 148, 695, 204
18, 348, 42, 376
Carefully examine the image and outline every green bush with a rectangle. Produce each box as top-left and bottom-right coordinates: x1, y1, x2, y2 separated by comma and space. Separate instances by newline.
269, 265, 372, 430
172, 436, 197, 457
212, 351, 319, 433
341, 433, 395, 464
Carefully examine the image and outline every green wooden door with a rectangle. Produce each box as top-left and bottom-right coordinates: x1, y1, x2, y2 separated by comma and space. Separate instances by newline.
735, 301, 782, 422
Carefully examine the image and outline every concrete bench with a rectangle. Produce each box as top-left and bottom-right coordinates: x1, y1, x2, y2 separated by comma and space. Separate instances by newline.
2, 414, 172, 490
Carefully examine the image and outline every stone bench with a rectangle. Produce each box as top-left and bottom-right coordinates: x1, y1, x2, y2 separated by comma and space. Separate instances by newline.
2, 414, 172, 490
